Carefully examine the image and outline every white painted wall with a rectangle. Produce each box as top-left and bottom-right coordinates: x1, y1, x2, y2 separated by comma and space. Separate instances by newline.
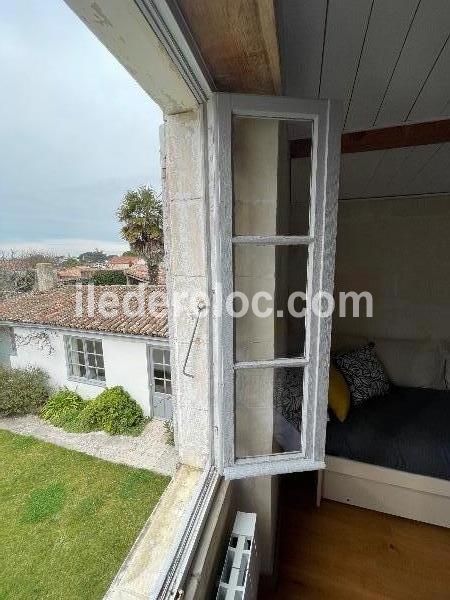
333, 194, 450, 340
9, 326, 167, 416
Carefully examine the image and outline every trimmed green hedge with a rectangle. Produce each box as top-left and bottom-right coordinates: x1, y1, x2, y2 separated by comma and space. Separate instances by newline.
164, 420, 175, 446
91, 270, 127, 285
41, 385, 145, 436
77, 386, 144, 435
41, 389, 85, 430
0, 366, 50, 416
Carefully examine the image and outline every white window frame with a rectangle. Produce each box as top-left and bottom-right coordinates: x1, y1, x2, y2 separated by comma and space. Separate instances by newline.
209, 92, 342, 479
151, 346, 172, 396
64, 335, 106, 386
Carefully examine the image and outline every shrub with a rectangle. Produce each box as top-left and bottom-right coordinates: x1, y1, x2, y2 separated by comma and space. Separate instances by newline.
164, 420, 175, 446
0, 366, 50, 416
91, 270, 127, 285
41, 389, 85, 430
77, 386, 144, 435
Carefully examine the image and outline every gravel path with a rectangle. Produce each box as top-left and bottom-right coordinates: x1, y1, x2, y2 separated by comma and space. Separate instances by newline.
0, 416, 177, 476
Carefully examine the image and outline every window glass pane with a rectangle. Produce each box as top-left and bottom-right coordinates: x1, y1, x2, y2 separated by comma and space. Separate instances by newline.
163, 364, 171, 379
233, 245, 308, 362
154, 378, 165, 393
72, 338, 83, 352
153, 349, 163, 365
76, 351, 86, 365
163, 350, 170, 364
165, 381, 172, 395
94, 341, 103, 354
154, 368, 165, 380
232, 117, 313, 236
85, 340, 95, 354
235, 367, 303, 458
78, 364, 86, 378
87, 354, 96, 367
97, 368, 105, 381
96, 355, 104, 369
87, 367, 97, 380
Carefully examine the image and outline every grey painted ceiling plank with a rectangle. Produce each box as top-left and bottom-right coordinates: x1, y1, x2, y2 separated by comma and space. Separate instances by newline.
339, 150, 385, 198
364, 147, 416, 197
374, 144, 439, 196
406, 142, 450, 193
345, 0, 419, 131
407, 37, 450, 121
375, 0, 450, 126
339, 144, 445, 199
319, 0, 373, 115
278, 0, 327, 98
391, 143, 444, 195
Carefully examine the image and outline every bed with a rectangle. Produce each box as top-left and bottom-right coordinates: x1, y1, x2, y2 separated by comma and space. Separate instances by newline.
326, 386, 450, 481
321, 385, 450, 527
316, 336, 450, 528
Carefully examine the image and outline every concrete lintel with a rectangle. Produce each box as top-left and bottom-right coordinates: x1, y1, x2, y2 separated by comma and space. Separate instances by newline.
64, 0, 197, 114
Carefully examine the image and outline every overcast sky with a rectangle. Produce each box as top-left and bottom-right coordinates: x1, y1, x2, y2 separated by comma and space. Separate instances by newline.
0, 0, 162, 256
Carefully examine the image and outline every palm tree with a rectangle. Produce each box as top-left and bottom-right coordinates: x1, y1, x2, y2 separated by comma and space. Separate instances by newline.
117, 186, 164, 283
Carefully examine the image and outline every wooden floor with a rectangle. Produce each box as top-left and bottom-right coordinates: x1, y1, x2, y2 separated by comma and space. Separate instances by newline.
260, 473, 450, 600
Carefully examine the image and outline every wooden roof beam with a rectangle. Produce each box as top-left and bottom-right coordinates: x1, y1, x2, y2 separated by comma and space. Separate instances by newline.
177, 0, 281, 94
290, 119, 450, 158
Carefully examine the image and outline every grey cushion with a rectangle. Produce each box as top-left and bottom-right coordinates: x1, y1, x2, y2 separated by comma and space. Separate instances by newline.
373, 338, 445, 390
331, 334, 369, 353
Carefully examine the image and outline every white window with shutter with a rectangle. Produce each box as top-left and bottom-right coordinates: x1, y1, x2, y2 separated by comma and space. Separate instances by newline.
209, 93, 342, 479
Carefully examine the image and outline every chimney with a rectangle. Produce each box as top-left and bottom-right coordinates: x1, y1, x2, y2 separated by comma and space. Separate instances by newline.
35, 263, 57, 292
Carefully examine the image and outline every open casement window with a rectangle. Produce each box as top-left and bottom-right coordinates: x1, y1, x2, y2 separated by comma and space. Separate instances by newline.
210, 93, 342, 479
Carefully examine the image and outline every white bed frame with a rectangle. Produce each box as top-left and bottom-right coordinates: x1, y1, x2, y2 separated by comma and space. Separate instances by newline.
319, 456, 450, 528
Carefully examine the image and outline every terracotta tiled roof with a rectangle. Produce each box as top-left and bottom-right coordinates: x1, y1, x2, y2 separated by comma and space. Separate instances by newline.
107, 256, 144, 266
0, 285, 168, 338
0, 258, 31, 272
126, 264, 166, 285
58, 266, 95, 279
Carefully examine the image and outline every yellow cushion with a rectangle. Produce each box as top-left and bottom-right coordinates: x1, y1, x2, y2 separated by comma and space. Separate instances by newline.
328, 365, 350, 422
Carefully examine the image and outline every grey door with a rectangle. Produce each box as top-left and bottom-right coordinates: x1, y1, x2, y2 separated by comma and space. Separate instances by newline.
148, 346, 173, 420
0, 327, 13, 367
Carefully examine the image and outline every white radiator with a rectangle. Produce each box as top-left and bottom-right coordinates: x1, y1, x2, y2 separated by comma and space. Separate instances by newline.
216, 512, 258, 600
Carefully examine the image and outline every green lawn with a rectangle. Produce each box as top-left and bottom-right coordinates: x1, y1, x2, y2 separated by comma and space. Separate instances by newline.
0, 430, 170, 600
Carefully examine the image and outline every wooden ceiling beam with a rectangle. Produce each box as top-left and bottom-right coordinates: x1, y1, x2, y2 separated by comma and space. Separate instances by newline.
290, 119, 450, 158
176, 0, 281, 94
256, 0, 282, 94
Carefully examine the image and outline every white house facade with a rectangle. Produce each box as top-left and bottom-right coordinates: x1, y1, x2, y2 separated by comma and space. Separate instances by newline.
0, 285, 172, 419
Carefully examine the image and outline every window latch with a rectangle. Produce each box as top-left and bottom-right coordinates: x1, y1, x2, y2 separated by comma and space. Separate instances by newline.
182, 301, 206, 378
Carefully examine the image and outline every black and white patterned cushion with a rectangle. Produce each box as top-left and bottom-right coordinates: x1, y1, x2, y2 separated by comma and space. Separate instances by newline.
274, 368, 303, 432
334, 344, 390, 407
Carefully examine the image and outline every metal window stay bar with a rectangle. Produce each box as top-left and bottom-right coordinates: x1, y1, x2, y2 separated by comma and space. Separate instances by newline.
234, 357, 308, 369
231, 235, 314, 245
